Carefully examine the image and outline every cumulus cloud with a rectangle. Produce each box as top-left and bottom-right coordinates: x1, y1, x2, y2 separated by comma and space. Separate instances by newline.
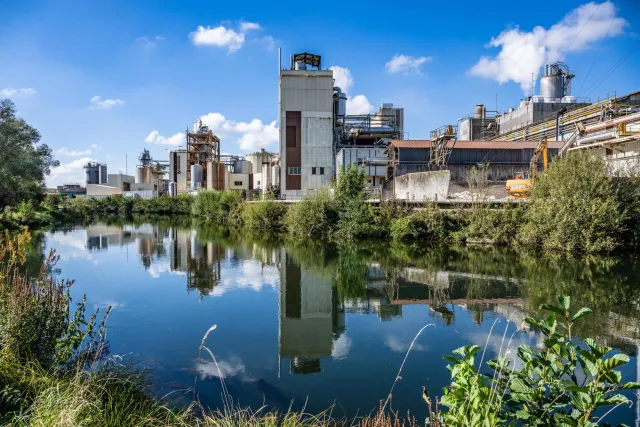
0, 87, 36, 97
331, 334, 352, 359
347, 94, 374, 115
329, 66, 354, 93
55, 148, 92, 157
190, 25, 245, 52
196, 356, 246, 380
47, 156, 93, 187
469, 1, 626, 92
136, 35, 164, 49
145, 130, 185, 146
239, 21, 261, 32
90, 96, 124, 109
329, 66, 375, 115
385, 54, 432, 74
199, 112, 278, 152
385, 335, 426, 353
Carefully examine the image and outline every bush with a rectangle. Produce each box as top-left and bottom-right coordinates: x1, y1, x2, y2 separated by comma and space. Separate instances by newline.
284, 189, 338, 238
390, 204, 452, 243
242, 199, 287, 234
519, 151, 640, 253
462, 205, 524, 246
430, 297, 640, 426
191, 190, 243, 226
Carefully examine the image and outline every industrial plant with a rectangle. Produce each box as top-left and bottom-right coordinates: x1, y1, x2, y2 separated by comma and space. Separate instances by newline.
58, 52, 639, 202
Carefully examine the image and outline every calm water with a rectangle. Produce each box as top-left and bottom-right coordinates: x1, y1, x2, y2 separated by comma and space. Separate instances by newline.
41, 220, 640, 424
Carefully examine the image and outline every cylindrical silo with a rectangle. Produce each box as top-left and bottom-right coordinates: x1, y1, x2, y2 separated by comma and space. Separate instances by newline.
233, 160, 252, 174
190, 164, 203, 191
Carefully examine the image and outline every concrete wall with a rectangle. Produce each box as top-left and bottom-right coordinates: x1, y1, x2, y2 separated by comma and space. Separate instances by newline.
394, 170, 450, 201
86, 184, 122, 197
279, 70, 334, 199
396, 163, 537, 182
106, 173, 135, 189
227, 173, 251, 190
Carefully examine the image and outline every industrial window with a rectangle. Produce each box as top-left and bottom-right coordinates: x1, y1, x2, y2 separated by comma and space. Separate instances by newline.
234, 181, 243, 186
288, 167, 301, 175
257, 180, 261, 186
312, 167, 316, 175
319, 167, 325, 175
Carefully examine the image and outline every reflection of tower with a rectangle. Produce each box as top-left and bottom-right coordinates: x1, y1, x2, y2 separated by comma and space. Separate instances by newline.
278, 249, 344, 375
187, 231, 224, 297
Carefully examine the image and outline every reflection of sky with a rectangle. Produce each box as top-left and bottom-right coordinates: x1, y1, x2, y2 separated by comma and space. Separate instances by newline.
43, 224, 639, 425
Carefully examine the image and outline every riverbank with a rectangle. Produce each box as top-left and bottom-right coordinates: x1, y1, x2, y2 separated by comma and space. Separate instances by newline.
3, 225, 640, 426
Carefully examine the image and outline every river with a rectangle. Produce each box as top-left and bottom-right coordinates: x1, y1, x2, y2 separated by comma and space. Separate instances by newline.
40, 219, 640, 424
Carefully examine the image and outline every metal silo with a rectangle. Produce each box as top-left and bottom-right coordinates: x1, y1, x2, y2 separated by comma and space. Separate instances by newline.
190, 164, 203, 190
233, 160, 252, 174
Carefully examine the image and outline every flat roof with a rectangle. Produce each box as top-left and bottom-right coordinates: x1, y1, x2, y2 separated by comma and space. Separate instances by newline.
389, 140, 564, 149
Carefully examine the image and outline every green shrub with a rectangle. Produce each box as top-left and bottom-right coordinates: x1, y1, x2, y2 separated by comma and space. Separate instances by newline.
390, 204, 452, 243
284, 189, 338, 238
242, 199, 287, 234
431, 297, 640, 426
519, 151, 640, 253
191, 190, 243, 226
462, 205, 524, 246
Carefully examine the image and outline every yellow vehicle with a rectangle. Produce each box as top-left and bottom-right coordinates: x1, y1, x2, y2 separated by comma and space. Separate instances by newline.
506, 139, 548, 199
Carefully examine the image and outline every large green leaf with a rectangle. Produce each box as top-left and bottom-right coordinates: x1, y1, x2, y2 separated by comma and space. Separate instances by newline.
620, 382, 640, 389
540, 304, 566, 317
571, 307, 592, 322
510, 377, 533, 394
578, 352, 597, 377
602, 353, 630, 373
558, 295, 571, 310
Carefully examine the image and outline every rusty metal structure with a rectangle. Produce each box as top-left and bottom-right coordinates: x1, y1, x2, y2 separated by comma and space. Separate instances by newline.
429, 124, 457, 166
186, 121, 222, 190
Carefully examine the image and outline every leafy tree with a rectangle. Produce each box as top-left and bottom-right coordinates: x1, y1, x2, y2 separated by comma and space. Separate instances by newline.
0, 99, 58, 208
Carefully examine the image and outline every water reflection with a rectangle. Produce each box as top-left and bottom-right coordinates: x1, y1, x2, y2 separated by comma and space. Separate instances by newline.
47, 222, 640, 423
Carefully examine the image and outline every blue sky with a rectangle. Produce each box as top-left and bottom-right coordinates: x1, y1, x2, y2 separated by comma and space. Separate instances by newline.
1, 0, 639, 186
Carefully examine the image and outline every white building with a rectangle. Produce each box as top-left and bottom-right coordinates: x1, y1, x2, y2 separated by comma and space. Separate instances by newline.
279, 52, 334, 199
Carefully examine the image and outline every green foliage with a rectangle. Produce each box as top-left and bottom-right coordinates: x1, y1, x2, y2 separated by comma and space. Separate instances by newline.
333, 165, 382, 239
242, 199, 287, 234
284, 189, 339, 238
192, 190, 243, 226
390, 204, 454, 243
0, 231, 109, 373
519, 151, 640, 253
434, 296, 640, 426
0, 99, 59, 209
462, 205, 524, 246
63, 194, 193, 219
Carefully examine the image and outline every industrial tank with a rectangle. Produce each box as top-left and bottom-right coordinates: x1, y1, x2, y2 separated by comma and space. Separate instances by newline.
233, 160, 252, 174
190, 164, 203, 191
136, 166, 154, 184
540, 74, 563, 99
473, 104, 485, 119
85, 162, 107, 185
168, 182, 177, 196
333, 89, 347, 120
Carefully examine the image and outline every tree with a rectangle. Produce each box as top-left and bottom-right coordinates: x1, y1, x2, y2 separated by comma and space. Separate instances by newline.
0, 99, 58, 208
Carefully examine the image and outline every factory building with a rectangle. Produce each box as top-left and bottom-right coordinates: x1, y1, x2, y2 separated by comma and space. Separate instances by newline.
84, 162, 108, 185
387, 140, 563, 182
279, 53, 334, 199
335, 147, 387, 187
246, 149, 277, 191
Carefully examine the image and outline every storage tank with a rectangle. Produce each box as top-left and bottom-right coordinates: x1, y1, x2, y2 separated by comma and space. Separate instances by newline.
473, 104, 485, 119
190, 164, 203, 191
333, 89, 347, 120
136, 166, 154, 184
540, 74, 563, 100
272, 165, 280, 187
99, 164, 107, 184
85, 162, 107, 185
168, 182, 177, 196
233, 160, 252, 174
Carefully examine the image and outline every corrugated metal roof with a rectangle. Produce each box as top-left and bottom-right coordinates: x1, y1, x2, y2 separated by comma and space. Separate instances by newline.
389, 140, 564, 150
389, 140, 431, 148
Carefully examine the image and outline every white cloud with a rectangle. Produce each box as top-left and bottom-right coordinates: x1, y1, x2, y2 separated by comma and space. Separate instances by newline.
329, 66, 374, 115
329, 66, 354, 93
55, 148, 92, 157
136, 35, 164, 49
47, 156, 93, 187
385, 335, 426, 353
90, 96, 125, 109
385, 54, 432, 74
190, 25, 245, 53
331, 334, 352, 359
196, 356, 246, 380
239, 22, 261, 32
0, 87, 36, 97
469, 1, 626, 92
199, 112, 278, 152
145, 130, 185, 146
347, 94, 374, 114
257, 35, 276, 51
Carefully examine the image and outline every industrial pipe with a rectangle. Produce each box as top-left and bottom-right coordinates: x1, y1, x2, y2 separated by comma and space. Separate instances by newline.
584, 111, 640, 133
576, 131, 616, 146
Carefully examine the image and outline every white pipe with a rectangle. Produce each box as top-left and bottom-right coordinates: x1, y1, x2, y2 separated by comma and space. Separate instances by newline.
576, 131, 616, 146
585, 111, 640, 133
